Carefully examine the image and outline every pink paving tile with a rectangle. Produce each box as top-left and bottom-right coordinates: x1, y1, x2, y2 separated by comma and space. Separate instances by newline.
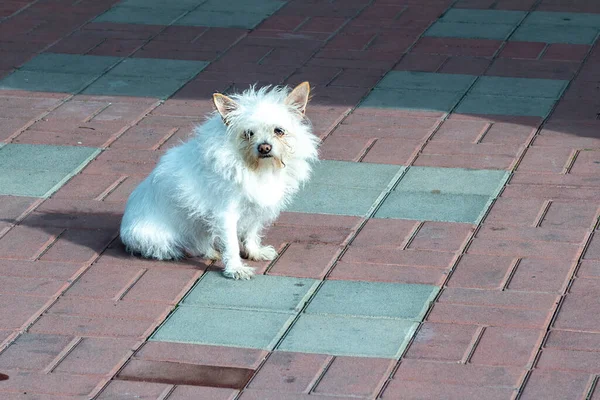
467, 237, 580, 261
0, 225, 63, 260
168, 386, 239, 400
543, 44, 590, 62
476, 224, 587, 244
350, 218, 417, 248
238, 390, 334, 400
545, 329, 600, 351
519, 370, 591, 400
517, 146, 573, 173
268, 242, 341, 279
404, 322, 479, 362
248, 352, 330, 392
0, 197, 38, 225
570, 150, 600, 175
342, 247, 456, 269
0, 295, 51, 330
0, 333, 75, 371
48, 297, 169, 321
393, 359, 523, 387
411, 37, 502, 57
318, 135, 373, 162
407, 222, 473, 252
136, 342, 267, 369
53, 337, 137, 376
470, 326, 543, 367
507, 258, 575, 293
382, 380, 516, 400
0, 371, 98, 397
52, 173, 121, 200
0, 276, 66, 297
537, 348, 600, 373
430, 118, 489, 142
29, 314, 153, 338
437, 56, 491, 75
22, 199, 124, 230
329, 261, 449, 285
0, 259, 83, 280
97, 380, 171, 399
40, 228, 116, 264
499, 41, 545, 59
541, 201, 599, 230
447, 254, 514, 289
486, 58, 579, 80
313, 356, 393, 397
554, 278, 600, 332
500, 184, 600, 200
578, 260, 600, 278
361, 138, 422, 164
394, 53, 448, 72
336, 114, 440, 140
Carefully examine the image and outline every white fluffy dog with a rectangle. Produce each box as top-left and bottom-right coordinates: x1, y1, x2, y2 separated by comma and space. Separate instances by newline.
119, 82, 319, 279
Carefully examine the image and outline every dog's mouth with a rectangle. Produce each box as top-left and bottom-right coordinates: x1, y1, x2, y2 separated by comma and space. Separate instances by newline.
259, 154, 273, 159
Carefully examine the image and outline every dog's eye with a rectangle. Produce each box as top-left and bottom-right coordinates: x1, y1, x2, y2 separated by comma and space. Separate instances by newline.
274, 128, 285, 136
244, 130, 254, 139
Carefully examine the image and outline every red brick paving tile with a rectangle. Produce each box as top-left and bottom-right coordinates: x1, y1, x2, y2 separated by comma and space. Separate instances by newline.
81, 22, 164, 38
298, 16, 348, 34
313, 356, 392, 397
361, 138, 422, 164
0, 333, 75, 371
0, 295, 51, 330
501, 184, 600, 200
467, 237, 580, 260
428, 302, 551, 328
46, 32, 105, 54
481, 121, 538, 145
268, 243, 340, 279
48, 297, 168, 321
0, 195, 38, 223
421, 141, 522, 158
517, 146, 573, 173
543, 201, 598, 230
431, 118, 488, 142
256, 15, 306, 31
0, 225, 63, 260
486, 58, 579, 80
13, 128, 115, 147
454, 0, 496, 7
318, 135, 372, 162
0, 259, 83, 280
0, 51, 35, 70
264, 225, 354, 249
407, 222, 473, 252
447, 254, 513, 289
64, 264, 140, 299
0, 371, 98, 397
30, 314, 152, 338
54, 337, 137, 375
52, 173, 121, 200
519, 369, 591, 400
393, 359, 523, 387
438, 56, 491, 75
382, 380, 516, 400
329, 68, 383, 88
545, 329, 600, 351
276, 212, 361, 230
394, 53, 448, 72
351, 218, 417, 248
551, 99, 600, 120
0, 276, 66, 297
152, 26, 209, 42
476, 224, 586, 243
414, 153, 515, 169
169, 386, 239, 400
102, 175, 144, 203
342, 247, 456, 269
96, 380, 170, 399
238, 390, 336, 400
248, 352, 329, 392
307, 50, 398, 70
152, 98, 215, 118
578, 260, 600, 278
537, 348, 600, 373
510, 172, 600, 187
570, 150, 600, 175
499, 41, 545, 59
121, 268, 198, 304
260, 47, 315, 66
285, 66, 342, 86
329, 261, 448, 285
508, 258, 574, 293
0, 117, 32, 141
40, 228, 115, 264
543, 44, 590, 62
337, 114, 440, 140
439, 287, 558, 309
554, 278, 600, 332
136, 342, 267, 369
411, 37, 502, 57
495, 0, 537, 10
470, 327, 542, 367
404, 322, 478, 362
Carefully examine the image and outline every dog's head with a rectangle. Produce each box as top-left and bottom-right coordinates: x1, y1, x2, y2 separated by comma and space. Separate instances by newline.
212, 82, 318, 171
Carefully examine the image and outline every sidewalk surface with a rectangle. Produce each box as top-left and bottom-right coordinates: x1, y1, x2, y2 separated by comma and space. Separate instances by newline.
0, 0, 600, 398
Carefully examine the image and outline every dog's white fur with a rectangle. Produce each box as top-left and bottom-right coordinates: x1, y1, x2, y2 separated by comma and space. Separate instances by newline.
119, 82, 318, 279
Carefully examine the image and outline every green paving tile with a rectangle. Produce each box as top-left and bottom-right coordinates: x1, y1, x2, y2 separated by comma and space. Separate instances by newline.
472, 76, 568, 99
375, 191, 492, 223
524, 11, 600, 27
82, 75, 190, 99
20, 53, 121, 75
183, 272, 318, 312
0, 144, 100, 197
440, 8, 526, 24
307, 280, 438, 320
151, 306, 294, 349
377, 71, 475, 92
310, 160, 402, 189
175, 10, 269, 28
94, 6, 186, 25
511, 24, 598, 44
0, 71, 97, 94
456, 93, 557, 117
360, 89, 463, 112
286, 183, 382, 216
108, 58, 208, 80
394, 167, 509, 196
278, 314, 418, 358
200, 0, 285, 14
424, 21, 515, 40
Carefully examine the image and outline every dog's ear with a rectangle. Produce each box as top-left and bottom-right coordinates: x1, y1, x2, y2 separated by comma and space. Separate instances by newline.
213, 93, 238, 123
285, 81, 310, 114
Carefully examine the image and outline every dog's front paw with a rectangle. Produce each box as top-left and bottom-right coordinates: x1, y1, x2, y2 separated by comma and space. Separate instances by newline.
247, 245, 278, 261
223, 264, 255, 280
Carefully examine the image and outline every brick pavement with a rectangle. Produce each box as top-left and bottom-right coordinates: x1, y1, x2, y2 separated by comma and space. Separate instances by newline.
0, 0, 600, 399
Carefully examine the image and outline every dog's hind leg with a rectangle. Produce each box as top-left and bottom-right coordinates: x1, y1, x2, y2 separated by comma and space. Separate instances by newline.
188, 228, 221, 260
120, 221, 184, 261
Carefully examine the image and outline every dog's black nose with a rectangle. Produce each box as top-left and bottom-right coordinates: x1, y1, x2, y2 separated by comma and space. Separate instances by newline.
258, 143, 272, 155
